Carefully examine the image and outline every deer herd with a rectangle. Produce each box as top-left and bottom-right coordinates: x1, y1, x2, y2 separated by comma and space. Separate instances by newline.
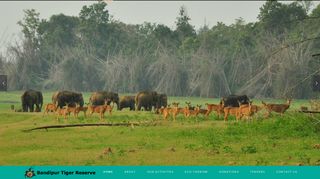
158, 99, 292, 122
41, 96, 292, 122
43, 99, 113, 121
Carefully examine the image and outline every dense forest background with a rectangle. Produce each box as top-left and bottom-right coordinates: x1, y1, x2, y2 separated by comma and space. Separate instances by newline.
1, 0, 320, 99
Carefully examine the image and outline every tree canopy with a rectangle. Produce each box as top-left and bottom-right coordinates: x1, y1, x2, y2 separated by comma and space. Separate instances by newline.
1, 1, 320, 99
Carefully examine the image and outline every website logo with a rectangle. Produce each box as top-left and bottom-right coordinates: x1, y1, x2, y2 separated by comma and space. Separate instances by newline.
25, 168, 36, 178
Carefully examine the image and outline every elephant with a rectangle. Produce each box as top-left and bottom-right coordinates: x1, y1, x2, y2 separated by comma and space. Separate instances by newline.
52, 91, 84, 109
89, 91, 120, 110
155, 93, 167, 109
21, 90, 43, 112
154, 93, 168, 114
135, 91, 167, 111
119, 96, 135, 111
135, 91, 157, 111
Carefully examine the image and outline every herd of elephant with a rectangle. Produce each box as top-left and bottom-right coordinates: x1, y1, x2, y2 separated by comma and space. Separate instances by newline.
20, 89, 168, 113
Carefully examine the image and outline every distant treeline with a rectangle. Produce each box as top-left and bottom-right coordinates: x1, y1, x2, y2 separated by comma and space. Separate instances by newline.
1, 0, 320, 98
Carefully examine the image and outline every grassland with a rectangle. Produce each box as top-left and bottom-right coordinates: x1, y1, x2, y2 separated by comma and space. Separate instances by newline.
0, 91, 320, 166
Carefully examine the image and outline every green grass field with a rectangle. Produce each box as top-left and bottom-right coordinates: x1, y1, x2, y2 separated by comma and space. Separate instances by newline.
0, 91, 320, 166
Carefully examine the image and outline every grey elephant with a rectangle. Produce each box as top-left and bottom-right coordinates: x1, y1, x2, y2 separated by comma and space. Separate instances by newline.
89, 91, 120, 110
135, 91, 167, 111
21, 89, 43, 112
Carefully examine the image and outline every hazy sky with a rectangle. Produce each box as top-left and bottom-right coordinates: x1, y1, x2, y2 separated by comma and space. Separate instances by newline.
0, 1, 319, 53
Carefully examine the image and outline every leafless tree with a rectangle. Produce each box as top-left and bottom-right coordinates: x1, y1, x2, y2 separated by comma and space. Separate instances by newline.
188, 47, 230, 97
236, 33, 314, 98
147, 45, 188, 96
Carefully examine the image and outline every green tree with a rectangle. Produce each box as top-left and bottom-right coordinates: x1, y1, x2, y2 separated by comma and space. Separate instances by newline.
13, 9, 44, 90
310, 3, 320, 17
258, 0, 307, 35
78, 1, 109, 58
153, 24, 176, 46
296, 0, 314, 14
17, 9, 41, 48
38, 14, 79, 48
175, 6, 196, 44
